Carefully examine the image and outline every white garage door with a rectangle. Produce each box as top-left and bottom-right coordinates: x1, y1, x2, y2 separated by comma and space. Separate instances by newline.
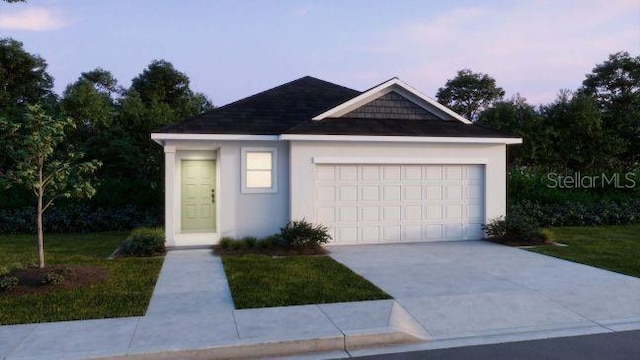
315, 164, 485, 244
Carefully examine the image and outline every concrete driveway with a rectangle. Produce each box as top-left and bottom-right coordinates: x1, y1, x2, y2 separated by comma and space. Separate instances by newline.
330, 241, 640, 343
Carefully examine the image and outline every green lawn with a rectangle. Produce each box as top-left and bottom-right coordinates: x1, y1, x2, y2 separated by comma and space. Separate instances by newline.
222, 255, 391, 309
530, 225, 640, 278
0, 232, 164, 325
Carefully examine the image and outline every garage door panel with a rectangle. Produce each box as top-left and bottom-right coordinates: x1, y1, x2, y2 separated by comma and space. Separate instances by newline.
404, 166, 423, 180
445, 204, 463, 220
467, 184, 483, 200
361, 206, 380, 221
316, 166, 336, 181
361, 186, 380, 201
339, 186, 358, 201
315, 164, 485, 244
404, 185, 422, 200
383, 185, 402, 201
383, 226, 401, 241
426, 185, 442, 200
405, 225, 423, 241
361, 166, 380, 181
339, 207, 358, 222
338, 226, 358, 243
362, 226, 380, 242
426, 224, 443, 240
383, 166, 401, 180
425, 204, 443, 221
383, 206, 401, 221
445, 224, 464, 239
339, 166, 358, 181
316, 186, 335, 202
426, 166, 443, 180
445, 166, 463, 180
404, 205, 422, 220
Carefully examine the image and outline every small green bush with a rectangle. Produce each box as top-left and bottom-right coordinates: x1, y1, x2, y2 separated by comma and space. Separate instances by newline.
42, 272, 65, 285
219, 237, 235, 249
484, 214, 545, 245
279, 220, 332, 248
0, 276, 19, 291
259, 234, 281, 249
228, 240, 247, 251
0, 266, 9, 277
241, 236, 258, 248
121, 227, 166, 257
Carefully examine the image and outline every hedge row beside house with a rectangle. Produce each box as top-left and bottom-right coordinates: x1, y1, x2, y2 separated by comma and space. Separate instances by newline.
0, 205, 163, 234
510, 199, 640, 227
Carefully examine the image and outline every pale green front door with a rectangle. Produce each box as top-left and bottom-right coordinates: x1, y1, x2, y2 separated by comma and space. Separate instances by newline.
181, 160, 216, 231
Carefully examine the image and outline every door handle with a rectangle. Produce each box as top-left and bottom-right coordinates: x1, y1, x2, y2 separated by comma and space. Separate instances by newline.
211, 189, 216, 203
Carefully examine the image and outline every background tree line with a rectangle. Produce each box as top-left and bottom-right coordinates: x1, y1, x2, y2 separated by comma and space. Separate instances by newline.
437, 52, 640, 173
0, 35, 638, 233
0, 38, 212, 214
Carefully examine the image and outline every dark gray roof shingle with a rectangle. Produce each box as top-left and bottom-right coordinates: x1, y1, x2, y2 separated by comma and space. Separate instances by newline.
155, 76, 517, 139
285, 118, 515, 138
155, 76, 360, 134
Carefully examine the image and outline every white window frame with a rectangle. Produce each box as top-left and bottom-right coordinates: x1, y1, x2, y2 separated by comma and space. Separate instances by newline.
241, 147, 278, 193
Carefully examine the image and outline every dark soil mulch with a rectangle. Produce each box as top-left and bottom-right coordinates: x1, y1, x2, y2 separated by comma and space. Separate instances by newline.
213, 246, 328, 256
0, 265, 109, 296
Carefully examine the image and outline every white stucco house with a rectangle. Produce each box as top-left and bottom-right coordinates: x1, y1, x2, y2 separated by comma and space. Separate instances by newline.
151, 76, 521, 247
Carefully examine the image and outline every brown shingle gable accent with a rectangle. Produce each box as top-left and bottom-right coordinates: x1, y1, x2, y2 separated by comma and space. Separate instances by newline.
342, 91, 442, 120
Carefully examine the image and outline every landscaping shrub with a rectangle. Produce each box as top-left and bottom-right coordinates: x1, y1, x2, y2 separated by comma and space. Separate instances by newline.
279, 220, 331, 248
484, 214, 547, 245
0, 204, 163, 234
241, 236, 258, 248
219, 237, 234, 249
42, 272, 65, 285
260, 234, 281, 249
0, 276, 19, 291
510, 199, 640, 227
121, 227, 166, 257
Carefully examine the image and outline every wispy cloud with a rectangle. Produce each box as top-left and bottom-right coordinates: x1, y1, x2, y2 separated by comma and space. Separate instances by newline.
358, 1, 640, 104
292, 5, 314, 17
0, 7, 70, 31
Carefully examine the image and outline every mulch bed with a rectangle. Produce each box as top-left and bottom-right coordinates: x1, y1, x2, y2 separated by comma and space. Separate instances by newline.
1, 265, 109, 296
213, 246, 328, 256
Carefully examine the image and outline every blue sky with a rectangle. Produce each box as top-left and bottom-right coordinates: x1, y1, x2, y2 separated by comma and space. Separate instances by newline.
1, 0, 639, 106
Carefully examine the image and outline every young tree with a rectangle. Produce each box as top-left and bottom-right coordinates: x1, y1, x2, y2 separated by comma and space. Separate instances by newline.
0, 105, 101, 268
436, 69, 505, 121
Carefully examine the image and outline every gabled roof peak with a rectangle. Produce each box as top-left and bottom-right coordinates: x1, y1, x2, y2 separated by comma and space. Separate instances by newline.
312, 77, 471, 124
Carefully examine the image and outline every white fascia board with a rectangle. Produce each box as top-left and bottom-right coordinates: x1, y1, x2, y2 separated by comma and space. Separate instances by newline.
150, 133, 280, 142
313, 157, 490, 165
280, 134, 522, 144
311, 78, 472, 124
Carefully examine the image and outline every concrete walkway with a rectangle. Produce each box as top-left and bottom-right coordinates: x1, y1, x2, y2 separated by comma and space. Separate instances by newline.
0, 250, 426, 360
3, 242, 640, 359
329, 241, 640, 357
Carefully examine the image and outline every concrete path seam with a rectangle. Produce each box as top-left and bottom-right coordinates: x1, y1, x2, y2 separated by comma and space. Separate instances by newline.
126, 317, 142, 349
230, 309, 241, 339
5, 324, 37, 359
316, 304, 348, 352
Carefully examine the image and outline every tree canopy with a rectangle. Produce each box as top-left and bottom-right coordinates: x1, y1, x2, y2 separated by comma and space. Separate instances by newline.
0, 38, 55, 114
436, 69, 505, 121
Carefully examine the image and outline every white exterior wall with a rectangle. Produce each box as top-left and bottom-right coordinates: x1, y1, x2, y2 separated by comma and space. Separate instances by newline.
289, 141, 507, 230
163, 140, 289, 247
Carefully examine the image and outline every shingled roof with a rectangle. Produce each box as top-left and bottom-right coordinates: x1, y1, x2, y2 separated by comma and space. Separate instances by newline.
155, 76, 515, 138
155, 76, 360, 135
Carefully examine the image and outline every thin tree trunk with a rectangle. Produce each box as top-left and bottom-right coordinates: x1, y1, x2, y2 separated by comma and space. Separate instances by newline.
37, 156, 45, 268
